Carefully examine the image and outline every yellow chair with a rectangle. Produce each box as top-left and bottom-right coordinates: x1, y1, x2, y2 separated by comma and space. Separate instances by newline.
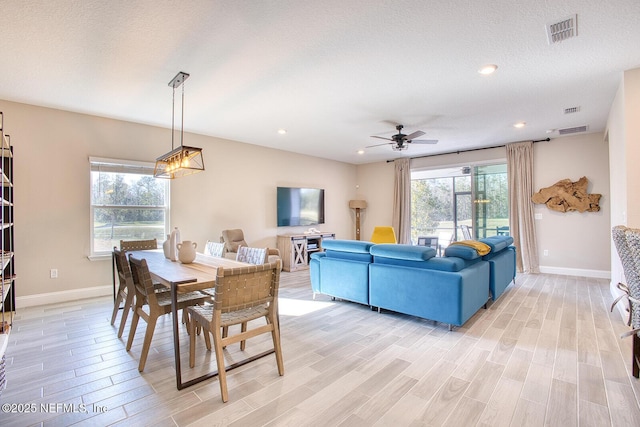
371, 226, 397, 244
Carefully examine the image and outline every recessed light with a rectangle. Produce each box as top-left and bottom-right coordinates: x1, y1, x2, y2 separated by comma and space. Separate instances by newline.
478, 64, 498, 75
513, 122, 526, 128
277, 129, 287, 135
357, 150, 365, 155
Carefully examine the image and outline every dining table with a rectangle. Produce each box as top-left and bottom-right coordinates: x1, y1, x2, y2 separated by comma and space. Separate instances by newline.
126, 249, 275, 390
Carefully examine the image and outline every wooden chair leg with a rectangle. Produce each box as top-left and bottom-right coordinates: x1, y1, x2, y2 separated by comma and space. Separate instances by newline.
110, 286, 126, 325
240, 322, 247, 351
126, 306, 142, 351
138, 315, 158, 372
189, 312, 197, 368
203, 325, 211, 350
212, 325, 229, 402
269, 314, 285, 376
117, 291, 135, 338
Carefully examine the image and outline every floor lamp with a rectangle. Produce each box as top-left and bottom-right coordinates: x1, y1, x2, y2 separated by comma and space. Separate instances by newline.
349, 200, 367, 240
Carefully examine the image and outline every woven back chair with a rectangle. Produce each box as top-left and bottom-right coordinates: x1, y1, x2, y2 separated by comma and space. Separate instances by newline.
204, 240, 226, 258
188, 260, 284, 402
126, 255, 210, 372
120, 239, 158, 251
111, 247, 137, 338
612, 225, 640, 378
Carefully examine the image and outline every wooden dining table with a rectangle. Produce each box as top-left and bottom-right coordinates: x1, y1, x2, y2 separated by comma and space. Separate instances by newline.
127, 249, 275, 390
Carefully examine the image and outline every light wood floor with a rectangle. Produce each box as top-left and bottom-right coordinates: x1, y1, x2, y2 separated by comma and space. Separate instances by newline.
2, 271, 640, 426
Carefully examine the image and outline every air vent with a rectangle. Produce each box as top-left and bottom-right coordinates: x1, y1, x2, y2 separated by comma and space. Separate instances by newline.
564, 106, 580, 114
547, 14, 577, 44
558, 125, 588, 135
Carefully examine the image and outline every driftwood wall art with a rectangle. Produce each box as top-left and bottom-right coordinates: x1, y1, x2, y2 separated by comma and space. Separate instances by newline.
531, 176, 601, 213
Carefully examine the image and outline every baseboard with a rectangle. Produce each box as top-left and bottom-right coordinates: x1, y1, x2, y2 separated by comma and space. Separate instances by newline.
16, 286, 112, 308
538, 266, 611, 279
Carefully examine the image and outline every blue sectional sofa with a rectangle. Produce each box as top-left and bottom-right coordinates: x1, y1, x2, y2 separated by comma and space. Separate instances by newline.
310, 236, 515, 329
476, 236, 516, 301
310, 239, 374, 304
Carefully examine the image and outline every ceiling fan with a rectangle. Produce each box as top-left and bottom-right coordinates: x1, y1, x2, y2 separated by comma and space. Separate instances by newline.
367, 124, 438, 151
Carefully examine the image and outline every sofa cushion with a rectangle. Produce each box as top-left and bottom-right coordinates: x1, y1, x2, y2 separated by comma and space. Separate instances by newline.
479, 235, 514, 253
321, 239, 374, 253
369, 244, 436, 261
443, 244, 482, 260
372, 255, 472, 272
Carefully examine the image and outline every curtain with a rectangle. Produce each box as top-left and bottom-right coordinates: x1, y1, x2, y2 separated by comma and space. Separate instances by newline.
392, 158, 412, 244
506, 141, 539, 273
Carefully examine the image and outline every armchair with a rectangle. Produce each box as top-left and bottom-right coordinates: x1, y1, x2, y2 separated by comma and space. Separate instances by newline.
220, 228, 281, 264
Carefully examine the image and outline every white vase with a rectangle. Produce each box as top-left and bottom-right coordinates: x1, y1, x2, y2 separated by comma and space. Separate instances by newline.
177, 240, 197, 264
169, 227, 180, 261
162, 234, 171, 259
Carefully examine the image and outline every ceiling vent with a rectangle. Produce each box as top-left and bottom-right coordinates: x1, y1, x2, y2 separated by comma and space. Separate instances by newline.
558, 125, 588, 135
564, 106, 580, 114
547, 14, 577, 44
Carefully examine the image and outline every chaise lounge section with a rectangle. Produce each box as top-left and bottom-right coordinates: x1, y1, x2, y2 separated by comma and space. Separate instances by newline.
369, 244, 490, 329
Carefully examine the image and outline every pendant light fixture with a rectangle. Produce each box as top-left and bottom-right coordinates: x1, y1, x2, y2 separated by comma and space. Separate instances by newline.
154, 71, 205, 179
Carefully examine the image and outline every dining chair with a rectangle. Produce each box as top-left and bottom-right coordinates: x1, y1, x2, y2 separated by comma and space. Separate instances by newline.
204, 240, 226, 257
110, 247, 137, 338
187, 260, 284, 402
126, 255, 211, 372
120, 239, 158, 251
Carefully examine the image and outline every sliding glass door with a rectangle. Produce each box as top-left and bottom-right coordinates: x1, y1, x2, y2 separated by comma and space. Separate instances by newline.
473, 164, 509, 238
411, 163, 508, 244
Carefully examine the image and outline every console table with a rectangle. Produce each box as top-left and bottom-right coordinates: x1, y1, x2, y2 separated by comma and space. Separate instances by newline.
277, 232, 335, 272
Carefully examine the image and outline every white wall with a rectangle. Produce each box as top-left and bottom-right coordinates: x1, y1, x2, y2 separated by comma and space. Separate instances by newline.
533, 134, 610, 277
1, 99, 356, 305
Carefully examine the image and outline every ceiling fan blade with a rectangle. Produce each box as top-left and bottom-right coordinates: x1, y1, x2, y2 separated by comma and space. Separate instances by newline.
410, 139, 439, 144
404, 130, 425, 140
370, 135, 393, 141
366, 141, 394, 148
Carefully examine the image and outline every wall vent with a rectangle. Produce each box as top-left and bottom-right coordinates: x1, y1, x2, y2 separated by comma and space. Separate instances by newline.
564, 106, 580, 114
558, 125, 588, 135
547, 14, 577, 44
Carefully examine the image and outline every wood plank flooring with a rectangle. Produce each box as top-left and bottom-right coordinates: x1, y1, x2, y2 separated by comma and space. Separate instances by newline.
2, 271, 640, 426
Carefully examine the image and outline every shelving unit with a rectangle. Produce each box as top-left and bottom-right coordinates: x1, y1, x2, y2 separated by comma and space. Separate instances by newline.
277, 232, 335, 272
0, 112, 15, 394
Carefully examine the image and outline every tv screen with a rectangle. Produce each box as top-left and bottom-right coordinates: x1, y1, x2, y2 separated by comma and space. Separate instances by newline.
277, 187, 325, 227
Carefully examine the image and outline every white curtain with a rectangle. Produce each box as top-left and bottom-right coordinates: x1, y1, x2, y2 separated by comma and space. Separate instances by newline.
393, 158, 412, 244
506, 141, 539, 273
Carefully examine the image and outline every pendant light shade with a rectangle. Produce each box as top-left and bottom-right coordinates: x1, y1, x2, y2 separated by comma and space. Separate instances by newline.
154, 71, 205, 179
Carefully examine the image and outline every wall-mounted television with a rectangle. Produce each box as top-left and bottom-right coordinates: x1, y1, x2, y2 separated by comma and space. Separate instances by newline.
277, 187, 325, 227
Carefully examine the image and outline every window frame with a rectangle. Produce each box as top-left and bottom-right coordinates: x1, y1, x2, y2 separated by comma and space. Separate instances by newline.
89, 157, 170, 258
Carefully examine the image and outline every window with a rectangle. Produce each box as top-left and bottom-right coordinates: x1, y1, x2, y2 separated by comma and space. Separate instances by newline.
90, 157, 169, 257
411, 163, 508, 244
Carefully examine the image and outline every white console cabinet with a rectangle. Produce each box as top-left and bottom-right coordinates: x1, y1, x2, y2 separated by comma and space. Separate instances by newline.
277, 232, 335, 272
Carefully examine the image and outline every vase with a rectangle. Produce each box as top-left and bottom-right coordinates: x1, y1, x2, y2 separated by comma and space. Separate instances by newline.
177, 240, 197, 264
169, 227, 180, 261
162, 234, 171, 259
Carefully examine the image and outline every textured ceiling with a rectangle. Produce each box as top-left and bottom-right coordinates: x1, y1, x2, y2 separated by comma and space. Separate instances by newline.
1, 1, 639, 164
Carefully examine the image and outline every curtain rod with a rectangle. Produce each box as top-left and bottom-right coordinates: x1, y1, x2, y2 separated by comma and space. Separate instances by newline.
386, 138, 551, 163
